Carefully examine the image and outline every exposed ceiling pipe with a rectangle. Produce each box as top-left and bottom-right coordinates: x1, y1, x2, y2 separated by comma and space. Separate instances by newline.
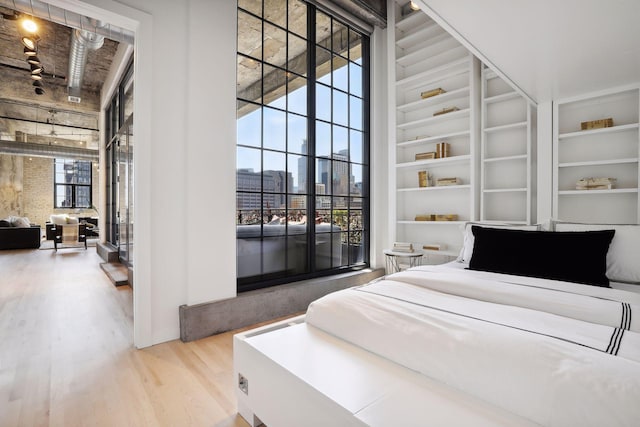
0, 0, 134, 44
67, 28, 104, 102
0, 140, 98, 161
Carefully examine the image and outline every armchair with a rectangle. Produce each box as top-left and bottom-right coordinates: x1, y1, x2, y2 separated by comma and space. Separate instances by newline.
49, 214, 87, 251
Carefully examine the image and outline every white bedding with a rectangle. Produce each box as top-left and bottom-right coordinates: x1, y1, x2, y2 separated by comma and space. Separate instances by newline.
305, 264, 640, 427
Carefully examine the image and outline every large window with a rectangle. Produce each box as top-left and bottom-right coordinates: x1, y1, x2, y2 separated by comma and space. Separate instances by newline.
237, 0, 370, 291
54, 159, 92, 208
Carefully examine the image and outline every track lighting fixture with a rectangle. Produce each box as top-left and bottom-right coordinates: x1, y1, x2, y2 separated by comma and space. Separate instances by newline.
23, 46, 37, 56
30, 63, 44, 74
27, 55, 41, 65
21, 35, 39, 50
31, 72, 43, 81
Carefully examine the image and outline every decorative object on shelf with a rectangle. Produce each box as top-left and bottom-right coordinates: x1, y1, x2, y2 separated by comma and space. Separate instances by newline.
436, 177, 461, 186
393, 242, 414, 253
435, 214, 458, 221
415, 152, 436, 160
423, 243, 445, 251
420, 88, 446, 99
580, 117, 614, 130
436, 142, 450, 158
433, 106, 460, 116
418, 170, 432, 187
576, 177, 617, 190
415, 214, 436, 221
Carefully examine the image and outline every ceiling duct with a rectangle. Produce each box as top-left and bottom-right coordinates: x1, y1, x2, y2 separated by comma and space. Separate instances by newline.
67, 28, 104, 102
0, 0, 134, 44
0, 140, 98, 161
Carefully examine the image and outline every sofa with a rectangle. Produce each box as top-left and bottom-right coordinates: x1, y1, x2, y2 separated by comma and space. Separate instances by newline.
0, 217, 41, 250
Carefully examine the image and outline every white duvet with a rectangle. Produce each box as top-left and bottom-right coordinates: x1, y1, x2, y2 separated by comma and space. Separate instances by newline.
305, 266, 640, 427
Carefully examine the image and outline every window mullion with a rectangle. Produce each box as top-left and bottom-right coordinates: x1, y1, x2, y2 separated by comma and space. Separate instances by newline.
307, 4, 317, 272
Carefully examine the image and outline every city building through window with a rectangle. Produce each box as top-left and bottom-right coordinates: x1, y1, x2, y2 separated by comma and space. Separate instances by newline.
236, 0, 370, 291
54, 158, 92, 208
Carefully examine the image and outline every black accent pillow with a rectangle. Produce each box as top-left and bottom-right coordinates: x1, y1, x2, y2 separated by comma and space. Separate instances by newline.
468, 226, 615, 287
0, 220, 12, 227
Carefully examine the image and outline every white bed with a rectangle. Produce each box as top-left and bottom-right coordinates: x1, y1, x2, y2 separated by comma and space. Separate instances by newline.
234, 223, 640, 427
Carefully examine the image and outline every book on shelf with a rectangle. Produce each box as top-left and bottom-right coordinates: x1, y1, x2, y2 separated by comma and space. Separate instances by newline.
435, 142, 450, 158
418, 170, 432, 187
415, 152, 436, 160
436, 177, 461, 186
420, 88, 446, 99
433, 106, 460, 116
580, 117, 614, 130
435, 214, 458, 221
576, 177, 616, 190
415, 214, 436, 221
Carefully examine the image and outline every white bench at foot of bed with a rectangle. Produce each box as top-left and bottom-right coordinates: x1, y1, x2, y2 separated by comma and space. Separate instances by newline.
233, 316, 537, 427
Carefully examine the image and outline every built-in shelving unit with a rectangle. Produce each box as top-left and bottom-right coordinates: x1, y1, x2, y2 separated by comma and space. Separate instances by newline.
480, 64, 536, 224
389, 3, 480, 261
553, 85, 640, 223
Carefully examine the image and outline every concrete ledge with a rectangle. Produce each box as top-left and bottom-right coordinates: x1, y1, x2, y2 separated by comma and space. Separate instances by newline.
179, 268, 385, 342
96, 242, 119, 263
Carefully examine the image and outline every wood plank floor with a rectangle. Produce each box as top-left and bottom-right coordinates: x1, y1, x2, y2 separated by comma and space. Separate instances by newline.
0, 247, 272, 427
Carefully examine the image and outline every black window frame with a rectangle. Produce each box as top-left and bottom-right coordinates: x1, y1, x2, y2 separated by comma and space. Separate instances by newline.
53, 158, 93, 209
236, 0, 371, 292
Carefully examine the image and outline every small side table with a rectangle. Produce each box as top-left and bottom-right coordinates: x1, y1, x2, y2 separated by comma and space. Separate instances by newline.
383, 249, 424, 274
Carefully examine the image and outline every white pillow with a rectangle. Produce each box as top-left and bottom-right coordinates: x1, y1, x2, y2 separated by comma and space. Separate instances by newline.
12, 216, 31, 228
553, 221, 640, 284
458, 222, 541, 263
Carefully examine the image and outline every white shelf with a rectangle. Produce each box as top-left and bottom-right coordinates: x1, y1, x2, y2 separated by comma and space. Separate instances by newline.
484, 121, 527, 133
397, 87, 469, 113
558, 123, 639, 140
397, 108, 470, 130
398, 221, 466, 226
396, 57, 469, 90
391, 11, 477, 260
398, 185, 470, 192
395, 22, 441, 49
483, 188, 528, 193
484, 91, 519, 104
396, 34, 459, 67
397, 130, 471, 147
558, 188, 639, 196
483, 154, 528, 163
396, 154, 471, 169
395, 10, 428, 32
483, 69, 498, 80
558, 157, 638, 168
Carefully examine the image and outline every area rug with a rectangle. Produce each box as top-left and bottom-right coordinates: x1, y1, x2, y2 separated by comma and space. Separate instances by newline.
39, 239, 98, 250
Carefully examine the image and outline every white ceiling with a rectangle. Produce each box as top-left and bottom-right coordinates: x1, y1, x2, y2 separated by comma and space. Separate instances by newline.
417, 0, 640, 103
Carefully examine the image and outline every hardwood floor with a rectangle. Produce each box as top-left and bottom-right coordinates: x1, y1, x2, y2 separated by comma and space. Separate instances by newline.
0, 247, 263, 427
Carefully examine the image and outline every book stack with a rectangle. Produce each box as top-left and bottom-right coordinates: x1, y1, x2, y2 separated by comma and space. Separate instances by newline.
415, 214, 436, 221
435, 214, 458, 221
435, 142, 450, 158
418, 170, 432, 187
576, 177, 616, 190
393, 242, 414, 253
581, 118, 614, 130
420, 88, 446, 99
436, 177, 461, 186
415, 152, 436, 160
